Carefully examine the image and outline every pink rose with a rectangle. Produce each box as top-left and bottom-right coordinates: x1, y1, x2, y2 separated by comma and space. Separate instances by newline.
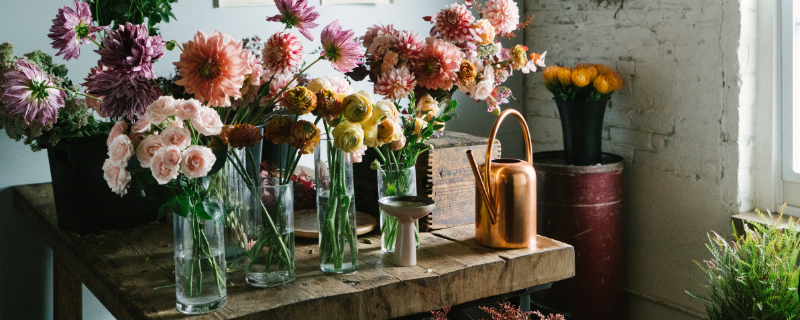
128, 118, 151, 144
151, 149, 180, 184
108, 134, 133, 167
146, 96, 176, 124
135, 134, 163, 168
168, 120, 184, 128
472, 66, 495, 100
174, 99, 201, 120
191, 107, 223, 136
181, 146, 216, 179
102, 159, 131, 196
161, 126, 191, 150
107, 121, 128, 147
162, 145, 183, 168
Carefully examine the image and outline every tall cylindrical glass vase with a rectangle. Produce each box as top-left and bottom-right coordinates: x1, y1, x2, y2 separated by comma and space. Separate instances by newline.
243, 179, 296, 287
314, 141, 358, 273
174, 211, 227, 314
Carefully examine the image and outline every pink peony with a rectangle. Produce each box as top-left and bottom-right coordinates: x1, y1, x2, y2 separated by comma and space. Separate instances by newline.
262, 32, 304, 76
107, 121, 129, 146
430, 3, 475, 43
102, 159, 130, 196
374, 66, 416, 101
181, 145, 216, 178
392, 31, 426, 62
108, 134, 133, 167
146, 96, 175, 124
320, 20, 365, 73
174, 98, 201, 120
324, 74, 353, 95
480, 0, 520, 35
414, 38, 464, 90
191, 106, 223, 136
136, 134, 162, 168
173, 30, 248, 107
1, 59, 66, 126
48, 0, 106, 61
150, 149, 180, 184
160, 126, 191, 150
266, 0, 320, 41
161, 145, 183, 168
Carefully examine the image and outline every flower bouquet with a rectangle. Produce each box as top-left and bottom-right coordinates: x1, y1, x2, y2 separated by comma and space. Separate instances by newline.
541, 64, 623, 165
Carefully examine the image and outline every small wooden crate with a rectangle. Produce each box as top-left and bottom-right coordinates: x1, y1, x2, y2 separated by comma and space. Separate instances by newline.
353, 132, 500, 231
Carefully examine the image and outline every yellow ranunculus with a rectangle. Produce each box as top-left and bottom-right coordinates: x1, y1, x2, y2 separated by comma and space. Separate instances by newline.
263, 115, 294, 144
361, 120, 379, 148
416, 94, 440, 121
342, 93, 373, 124
457, 59, 477, 84
283, 86, 317, 115
377, 119, 400, 144
290, 120, 321, 154
413, 117, 427, 137
332, 120, 365, 153
372, 100, 398, 124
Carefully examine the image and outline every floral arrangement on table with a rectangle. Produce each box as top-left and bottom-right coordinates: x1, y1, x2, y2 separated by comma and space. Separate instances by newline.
349, 0, 546, 116
542, 63, 623, 101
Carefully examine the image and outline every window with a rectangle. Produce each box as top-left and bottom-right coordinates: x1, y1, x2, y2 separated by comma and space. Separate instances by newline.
780, 0, 800, 215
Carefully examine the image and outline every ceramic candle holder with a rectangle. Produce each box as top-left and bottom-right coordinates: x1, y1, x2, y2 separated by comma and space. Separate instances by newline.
377, 196, 436, 267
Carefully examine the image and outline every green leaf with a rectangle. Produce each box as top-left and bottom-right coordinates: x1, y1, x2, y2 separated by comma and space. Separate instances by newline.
157, 202, 172, 219
167, 192, 191, 217
195, 199, 223, 221
432, 125, 445, 130
437, 115, 453, 122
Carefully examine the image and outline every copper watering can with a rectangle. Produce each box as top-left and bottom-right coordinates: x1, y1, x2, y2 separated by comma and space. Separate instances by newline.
466, 109, 536, 248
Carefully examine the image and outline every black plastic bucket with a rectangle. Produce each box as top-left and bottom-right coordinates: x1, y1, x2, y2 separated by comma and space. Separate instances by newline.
555, 99, 608, 166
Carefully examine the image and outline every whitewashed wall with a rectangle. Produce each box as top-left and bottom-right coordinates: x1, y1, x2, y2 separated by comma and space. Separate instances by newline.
0, 0, 525, 319
523, 0, 745, 319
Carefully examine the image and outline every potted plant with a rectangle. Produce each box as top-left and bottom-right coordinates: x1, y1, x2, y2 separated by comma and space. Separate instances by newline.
542, 64, 623, 166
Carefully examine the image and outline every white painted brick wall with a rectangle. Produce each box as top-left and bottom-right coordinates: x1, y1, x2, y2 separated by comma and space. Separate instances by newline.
523, 1, 743, 318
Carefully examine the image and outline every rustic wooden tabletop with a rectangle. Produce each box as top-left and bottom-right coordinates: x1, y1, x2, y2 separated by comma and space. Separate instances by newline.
12, 183, 575, 320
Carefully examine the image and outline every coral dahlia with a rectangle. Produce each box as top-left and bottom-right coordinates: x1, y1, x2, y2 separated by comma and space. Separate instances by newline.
1, 59, 66, 126
431, 3, 475, 43
413, 38, 464, 90
174, 31, 248, 107
374, 66, 416, 101
261, 32, 304, 76
266, 0, 321, 41
97, 23, 165, 79
480, 0, 520, 35
321, 20, 365, 73
48, 0, 106, 61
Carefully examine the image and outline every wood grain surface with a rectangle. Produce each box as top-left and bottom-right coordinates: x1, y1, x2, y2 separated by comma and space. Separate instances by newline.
13, 183, 573, 320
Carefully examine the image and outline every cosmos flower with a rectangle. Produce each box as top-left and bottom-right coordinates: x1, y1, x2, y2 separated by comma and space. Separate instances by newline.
320, 20, 365, 73
97, 22, 165, 78
480, 0, 520, 35
48, 0, 106, 61
266, 0, 321, 41
87, 71, 162, 121
374, 66, 416, 101
261, 32, 304, 76
1, 59, 66, 126
430, 3, 475, 43
173, 30, 248, 107
414, 38, 464, 90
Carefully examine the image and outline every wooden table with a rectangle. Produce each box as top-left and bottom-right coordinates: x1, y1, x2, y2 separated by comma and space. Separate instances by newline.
12, 183, 575, 320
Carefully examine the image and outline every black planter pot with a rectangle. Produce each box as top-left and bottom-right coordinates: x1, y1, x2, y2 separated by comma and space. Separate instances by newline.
46, 136, 159, 233
555, 99, 608, 166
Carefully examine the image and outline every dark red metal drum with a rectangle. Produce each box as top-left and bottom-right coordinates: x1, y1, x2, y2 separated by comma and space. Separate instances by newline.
531, 151, 624, 320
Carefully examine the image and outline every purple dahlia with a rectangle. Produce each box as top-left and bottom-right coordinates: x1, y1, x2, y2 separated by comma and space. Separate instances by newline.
87, 71, 161, 122
47, 0, 106, 61
97, 22, 165, 79
1, 59, 67, 126
266, 0, 320, 41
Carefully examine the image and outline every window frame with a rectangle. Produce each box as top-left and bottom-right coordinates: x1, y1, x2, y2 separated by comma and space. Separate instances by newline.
779, 0, 800, 216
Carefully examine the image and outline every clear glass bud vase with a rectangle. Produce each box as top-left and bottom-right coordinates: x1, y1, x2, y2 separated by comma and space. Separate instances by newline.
314, 142, 358, 273
173, 212, 227, 314
214, 148, 249, 261
244, 179, 296, 287
378, 166, 420, 252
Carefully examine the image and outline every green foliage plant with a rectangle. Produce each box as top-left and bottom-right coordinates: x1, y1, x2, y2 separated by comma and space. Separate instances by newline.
687, 205, 800, 320
88, 0, 177, 36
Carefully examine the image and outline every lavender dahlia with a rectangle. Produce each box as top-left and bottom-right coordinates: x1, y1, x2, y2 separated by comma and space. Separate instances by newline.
97, 22, 165, 79
320, 20, 364, 73
87, 72, 161, 122
48, 0, 105, 61
266, 0, 320, 41
1, 59, 66, 126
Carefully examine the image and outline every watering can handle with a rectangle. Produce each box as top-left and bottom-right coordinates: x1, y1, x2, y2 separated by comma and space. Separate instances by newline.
483, 109, 533, 215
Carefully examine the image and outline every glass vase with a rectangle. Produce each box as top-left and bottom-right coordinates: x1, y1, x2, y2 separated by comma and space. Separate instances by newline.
378, 166, 420, 252
174, 211, 227, 314
314, 141, 358, 273
243, 178, 295, 287
212, 147, 249, 262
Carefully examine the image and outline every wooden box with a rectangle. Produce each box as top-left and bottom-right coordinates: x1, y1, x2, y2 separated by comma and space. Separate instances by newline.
353, 132, 500, 231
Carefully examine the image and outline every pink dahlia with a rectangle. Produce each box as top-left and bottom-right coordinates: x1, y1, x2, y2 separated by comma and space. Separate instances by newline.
414, 38, 464, 90
431, 3, 475, 43
321, 20, 365, 73
48, 0, 106, 61
87, 72, 162, 121
1, 59, 66, 126
480, 0, 520, 35
97, 23, 165, 79
363, 24, 398, 50
391, 31, 426, 62
266, 0, 320, 41
173, 31, 248, 107
262, 32, 304, 76
374, 67, 416, 101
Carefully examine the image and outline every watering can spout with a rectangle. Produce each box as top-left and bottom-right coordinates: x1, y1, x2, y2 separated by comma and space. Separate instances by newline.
466, 150, 497, 225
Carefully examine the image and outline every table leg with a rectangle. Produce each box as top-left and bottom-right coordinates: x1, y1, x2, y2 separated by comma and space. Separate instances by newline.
53, 255, 82, 320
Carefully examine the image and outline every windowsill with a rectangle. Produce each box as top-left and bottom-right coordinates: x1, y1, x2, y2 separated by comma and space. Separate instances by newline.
732, 211, 800, 234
